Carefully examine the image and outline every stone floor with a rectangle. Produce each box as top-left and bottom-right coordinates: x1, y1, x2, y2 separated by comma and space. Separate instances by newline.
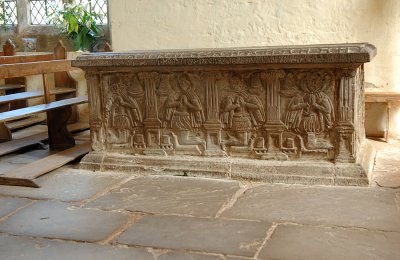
0, 137, 399, 259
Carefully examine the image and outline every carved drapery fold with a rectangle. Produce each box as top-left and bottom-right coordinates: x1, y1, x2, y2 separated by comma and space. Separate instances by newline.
86, 72, 104, 151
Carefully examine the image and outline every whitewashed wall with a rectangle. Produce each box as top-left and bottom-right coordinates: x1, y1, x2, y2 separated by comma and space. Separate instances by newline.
109, 0, 400, 137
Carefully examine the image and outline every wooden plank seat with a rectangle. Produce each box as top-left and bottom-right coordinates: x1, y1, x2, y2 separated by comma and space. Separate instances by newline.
6, 117, 46, 131
0, 88, 76, 105
0, 84, 25, 92
0, 85, 74, 131
0, 88, 79, 142
0, 96, 88, 122
0, 96, 88, 148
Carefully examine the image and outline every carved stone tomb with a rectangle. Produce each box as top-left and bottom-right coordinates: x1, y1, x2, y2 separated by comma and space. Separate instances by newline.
73, 43, 377, 186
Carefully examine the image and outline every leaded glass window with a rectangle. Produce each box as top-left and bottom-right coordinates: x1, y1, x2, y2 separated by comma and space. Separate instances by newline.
81, 0, 108, 24
29, 0, 62, 25
0, 0, 17, 25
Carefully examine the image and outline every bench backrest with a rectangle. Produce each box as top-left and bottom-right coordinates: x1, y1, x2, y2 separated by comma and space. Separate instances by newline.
1, 40, 76, 92
0, 40, 78, 109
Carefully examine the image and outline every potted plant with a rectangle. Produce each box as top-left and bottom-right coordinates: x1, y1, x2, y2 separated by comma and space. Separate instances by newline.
52, 2, 103, 51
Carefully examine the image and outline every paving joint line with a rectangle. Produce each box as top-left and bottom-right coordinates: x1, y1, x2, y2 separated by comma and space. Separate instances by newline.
0, 231, 95, 244
215, 182, 254, 218
0, 193, 50, 201
79, 205, 264, 222
78, 175, 137, 207
0, 231, 268, 259
395, 192, 400, 213
253, 222, 278, 259
0, 199, 37, 223
116, 242, 253, 259
98, 212, 145, 245
275, 221, 400, 234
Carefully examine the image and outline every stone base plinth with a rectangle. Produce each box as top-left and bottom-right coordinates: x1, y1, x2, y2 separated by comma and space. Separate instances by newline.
81, 141, 375, 186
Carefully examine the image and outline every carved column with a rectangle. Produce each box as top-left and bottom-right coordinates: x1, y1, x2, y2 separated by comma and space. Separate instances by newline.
203, 72, 225, 156
86, 72, 105, 151
335, 69, 357, 163
138, 72, 165, 155
261, 70, 288, 160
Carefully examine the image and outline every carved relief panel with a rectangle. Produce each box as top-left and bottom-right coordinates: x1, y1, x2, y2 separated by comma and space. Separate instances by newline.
102, 73, 145, 152
280, 70, 336, 160
99, 69, 342, 161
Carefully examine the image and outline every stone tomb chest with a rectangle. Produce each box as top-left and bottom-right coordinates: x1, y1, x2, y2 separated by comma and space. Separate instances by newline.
73, 43, 376, 186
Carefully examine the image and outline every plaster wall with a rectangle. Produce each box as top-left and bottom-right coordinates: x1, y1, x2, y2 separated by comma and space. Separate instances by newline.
109, 0, 400, 138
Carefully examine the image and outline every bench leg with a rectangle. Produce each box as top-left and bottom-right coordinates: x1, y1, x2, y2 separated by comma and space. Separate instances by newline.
0, 123, 12, 143
47, 106, 75, 150
0, 103, 12, 143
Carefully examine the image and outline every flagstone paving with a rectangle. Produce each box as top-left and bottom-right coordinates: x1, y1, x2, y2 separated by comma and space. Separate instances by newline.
0, 200, 129, 242
0, 139, 399, 259
85, 176, 241, 217
0, 197, 32, 218
117, 215, 269, 257
221, 184, 400, 232
0, 167, 130, 202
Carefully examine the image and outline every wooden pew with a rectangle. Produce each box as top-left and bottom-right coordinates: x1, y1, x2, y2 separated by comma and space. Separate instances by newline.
0, 59, 86, 148
0, 40, 80, 142
1, 40, 29, 111
0, 53, 90, 188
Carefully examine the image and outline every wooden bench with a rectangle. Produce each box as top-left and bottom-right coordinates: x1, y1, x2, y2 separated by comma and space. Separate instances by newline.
0, 44, 90, 187
0, 39, 79, 142
0, 57, 87, 148
365, 91, 400, 142
1, 40, 30, 111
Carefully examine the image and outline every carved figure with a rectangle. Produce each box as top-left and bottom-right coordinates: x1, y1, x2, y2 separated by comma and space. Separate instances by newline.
105, 77, 142, 144
220, 75, 265, 130
285, 72, 334, 134
162, 73, 205, 146
220, 75, 265, 151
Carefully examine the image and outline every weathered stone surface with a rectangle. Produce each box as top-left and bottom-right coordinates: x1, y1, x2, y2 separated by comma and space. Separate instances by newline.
222, 184, 400, 232
0, 201, 129, 242
75, 43, 375, 185
259, 225, 400, 260
371, 140, 400, 188
225, 257, 252, 260
82, 153, 368, 186
86, 176, 240, 217
0, 167, 129, 202
0, 197, 32, 218
73, 43, 377, 67
158, 251, 225, 260
0, 234, 154, 260
118, 215, 269, 257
